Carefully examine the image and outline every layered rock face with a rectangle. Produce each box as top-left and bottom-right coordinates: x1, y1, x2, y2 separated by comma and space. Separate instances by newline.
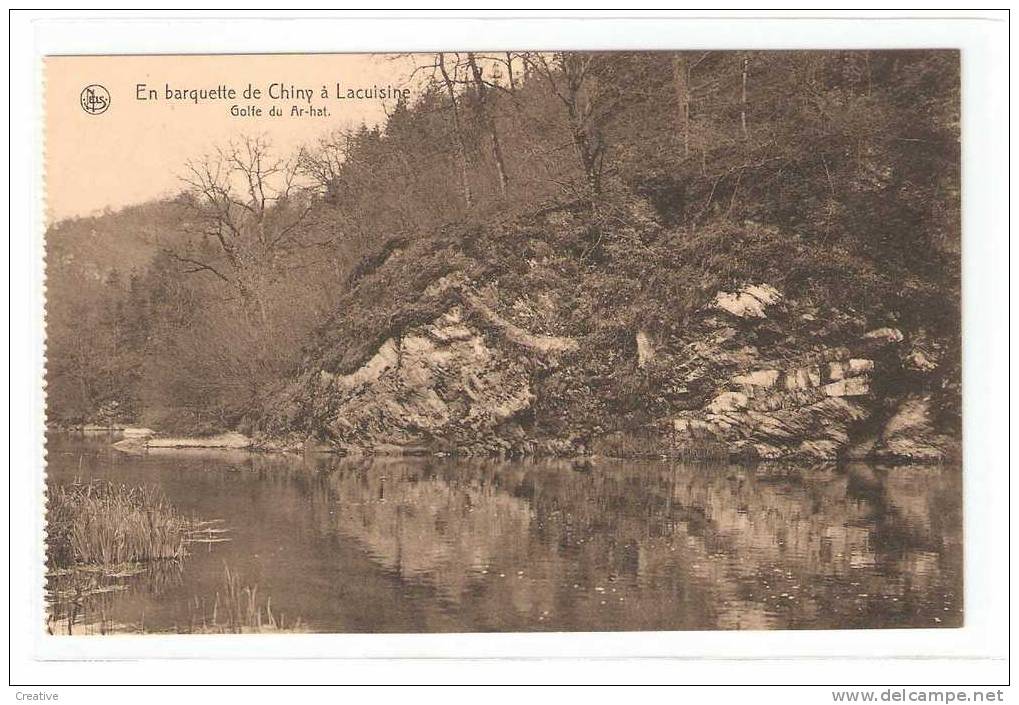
278, 304, 572, 455
671, 350, 876, 461
267, 277, 955, 463
658, 284, 955, 462
665, 285, 872, 461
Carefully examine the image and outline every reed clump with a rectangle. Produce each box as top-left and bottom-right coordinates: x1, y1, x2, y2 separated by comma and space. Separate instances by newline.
187, 565, 304, 633
46, 480, 191, 568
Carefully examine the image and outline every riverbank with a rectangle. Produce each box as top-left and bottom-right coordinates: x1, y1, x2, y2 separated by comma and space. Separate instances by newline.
95, 421, 958, 467
72, 269, 960, 468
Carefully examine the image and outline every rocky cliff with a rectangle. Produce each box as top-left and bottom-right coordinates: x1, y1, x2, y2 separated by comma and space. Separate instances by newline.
652, 285, 954, 462
261, 276, 580, 456
258, 215, 959, 464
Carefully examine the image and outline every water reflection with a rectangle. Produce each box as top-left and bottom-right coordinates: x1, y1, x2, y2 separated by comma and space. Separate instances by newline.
47, 432, 962, 633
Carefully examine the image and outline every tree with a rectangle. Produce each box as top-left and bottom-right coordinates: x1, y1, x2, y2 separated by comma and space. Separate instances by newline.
174, 135, 319, 321
520, 52, 620, 200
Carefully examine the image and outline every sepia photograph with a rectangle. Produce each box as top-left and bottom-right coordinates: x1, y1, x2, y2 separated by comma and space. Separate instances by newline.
9, 9, 1011, 695
42, 47, 964, 637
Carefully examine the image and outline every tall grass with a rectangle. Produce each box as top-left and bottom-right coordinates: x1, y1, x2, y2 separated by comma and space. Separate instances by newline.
186, 565, 304, 633
46, 480, 190, 568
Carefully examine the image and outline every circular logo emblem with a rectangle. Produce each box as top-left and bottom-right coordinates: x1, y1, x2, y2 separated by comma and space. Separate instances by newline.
80, 84, 110, 115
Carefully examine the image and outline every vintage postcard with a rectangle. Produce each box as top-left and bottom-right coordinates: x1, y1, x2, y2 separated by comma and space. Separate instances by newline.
42, 46, 966, 640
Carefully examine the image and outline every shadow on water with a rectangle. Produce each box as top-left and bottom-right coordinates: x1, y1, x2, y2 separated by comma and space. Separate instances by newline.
45, 431, 962, 633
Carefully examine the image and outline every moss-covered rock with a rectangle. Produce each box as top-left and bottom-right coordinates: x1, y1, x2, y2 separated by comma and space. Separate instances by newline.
256, 214, 959, 462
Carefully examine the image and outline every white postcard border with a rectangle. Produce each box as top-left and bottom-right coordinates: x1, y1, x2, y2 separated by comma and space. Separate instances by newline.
9, 10, 1010, 681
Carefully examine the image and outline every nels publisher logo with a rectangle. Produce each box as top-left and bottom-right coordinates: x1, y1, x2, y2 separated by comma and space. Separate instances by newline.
80, 84, 110, 115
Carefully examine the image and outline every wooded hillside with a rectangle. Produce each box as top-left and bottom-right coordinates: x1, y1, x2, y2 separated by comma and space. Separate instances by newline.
46, 50, 960, 458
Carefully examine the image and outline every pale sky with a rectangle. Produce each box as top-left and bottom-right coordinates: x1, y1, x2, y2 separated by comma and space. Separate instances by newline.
45, 53, 421, 222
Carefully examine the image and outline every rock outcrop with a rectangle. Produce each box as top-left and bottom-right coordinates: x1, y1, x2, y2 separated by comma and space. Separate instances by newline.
653, 286, 892, 461
713, 284, 782, 319
274, 305, 571, 455
872, 395, 954, 463
263, 270, 956, 464
671, 357, 877, 461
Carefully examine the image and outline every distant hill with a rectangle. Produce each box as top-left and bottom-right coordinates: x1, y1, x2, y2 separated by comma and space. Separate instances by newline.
46, 200, 192, 282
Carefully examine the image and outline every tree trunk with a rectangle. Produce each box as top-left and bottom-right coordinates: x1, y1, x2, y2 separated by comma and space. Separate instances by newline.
636, 328, 655, 368
504, 52, 516, 91
437, 53, 473, 208
573, 129, 602, 198
468, 53, 509, 197
673, 53, 691, 159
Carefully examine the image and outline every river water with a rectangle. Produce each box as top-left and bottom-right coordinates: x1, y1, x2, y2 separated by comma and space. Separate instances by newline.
46, 431, 962, 633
